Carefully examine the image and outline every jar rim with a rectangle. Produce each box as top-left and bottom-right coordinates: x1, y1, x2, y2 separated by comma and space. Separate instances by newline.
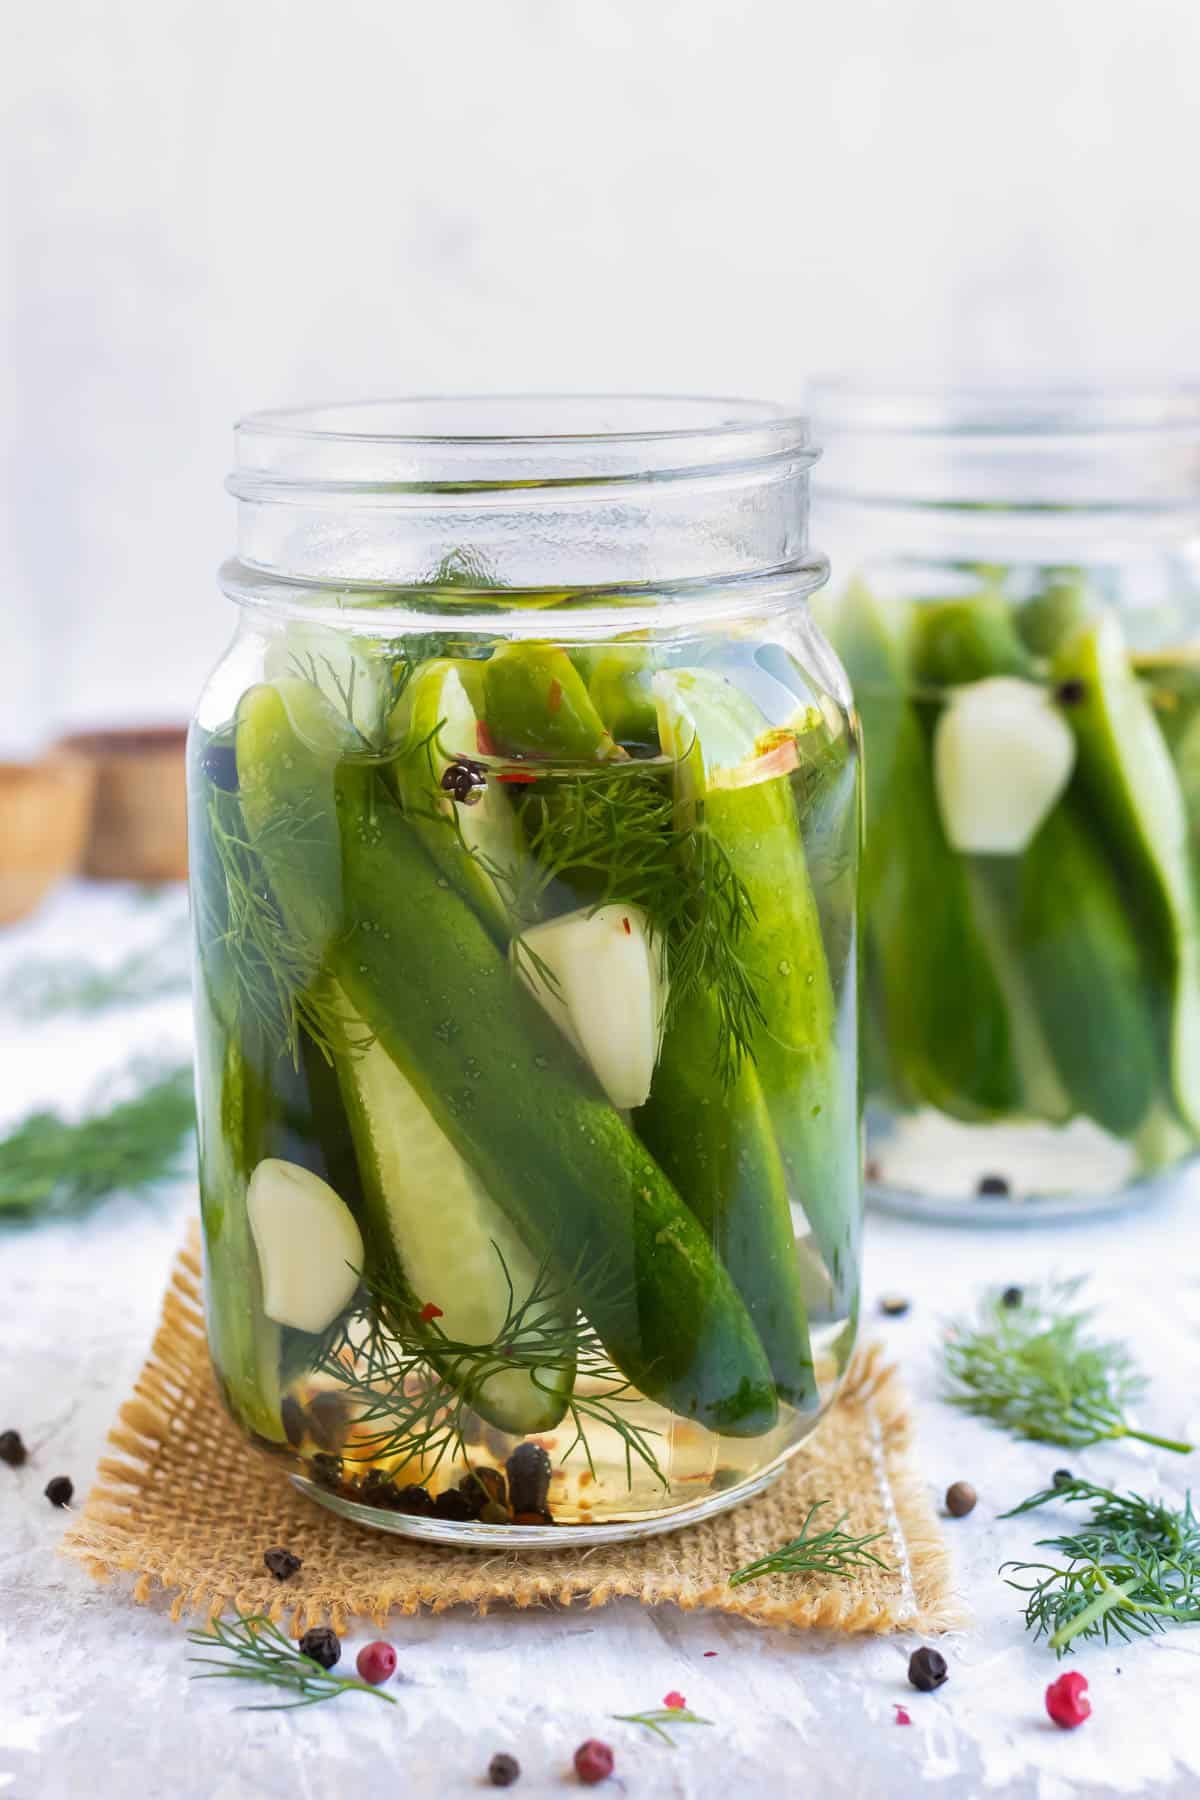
232, 393, 814, 492
809, 378, 1200, 442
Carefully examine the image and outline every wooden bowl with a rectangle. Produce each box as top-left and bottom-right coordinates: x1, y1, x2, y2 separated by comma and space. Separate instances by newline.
55, 725, 189, 881
0, 755, 97, 924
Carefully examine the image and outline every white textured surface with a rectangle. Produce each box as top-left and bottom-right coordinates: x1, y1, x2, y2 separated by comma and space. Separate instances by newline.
3, 887, 1200, 1799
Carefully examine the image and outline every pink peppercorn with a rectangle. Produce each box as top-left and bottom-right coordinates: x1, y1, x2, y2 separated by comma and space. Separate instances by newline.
355, 1640, 397, 1685
894, 1705, 912, 1725
1045, 1670, 1091, 1729
574, 1739, 615, 1784
663, 1691, 686, 1710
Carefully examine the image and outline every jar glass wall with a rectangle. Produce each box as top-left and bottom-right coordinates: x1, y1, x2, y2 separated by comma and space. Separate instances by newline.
810, 382, 1200, 1222
188, 397, 862, 1543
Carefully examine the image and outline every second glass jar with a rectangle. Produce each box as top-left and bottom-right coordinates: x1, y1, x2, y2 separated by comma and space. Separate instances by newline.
812, 382, 1200, 1220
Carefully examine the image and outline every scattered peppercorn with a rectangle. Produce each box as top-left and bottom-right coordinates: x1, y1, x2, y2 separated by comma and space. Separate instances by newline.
1001, 1285, 1023, 1309
280, 1395, 307, 1447
298, 1626, 341, 1671
894, 1705, 912, 1725
307, 1390, 350, 1453
663, 1690, 686, 1710
263, 1546, 302, 1581
574, 1740, 615, 1785
1053, 1468, 1074, 1488
0, 1429, 28, 1468
945, 1481, 977, 1518
358, 1468, 400, 1508
395, 1483, 436, 1516
462, 1466, 508, 1507
506, 1442, 552, 1514
356, 1640, 397, 1685
907, 1647, 948, 1692
309, 1451, 343, 1490
1055, 678, 1087, 708
433, 1488, 475, 1522
44, 1475, 73, 1508
1045, 1669, 1091, 1729
978, 1174, 1012, 1198
488, 1751, 521, 1787
879, 1295, 911, 1317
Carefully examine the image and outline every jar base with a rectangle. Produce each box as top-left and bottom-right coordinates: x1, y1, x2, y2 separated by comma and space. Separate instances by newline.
291, 1454, 791, 1549
866, 1105, 1194, 1224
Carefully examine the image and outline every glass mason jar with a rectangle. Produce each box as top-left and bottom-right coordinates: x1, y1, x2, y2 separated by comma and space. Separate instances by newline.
188, 396, 862, 1544
810, 382, 1200, 1222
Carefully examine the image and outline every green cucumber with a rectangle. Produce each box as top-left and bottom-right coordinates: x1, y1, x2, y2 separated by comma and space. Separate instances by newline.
586, 645, 661, 752
910, 592, 1034, 689
1014, 798, 1159, 1137
637, 984, 818, 1409
485, 643, 627, 762
1016, 571, 1089, 659
822, 580, 1019, 1120
653, 669, 859, 1307
1053, 616, 1200, 1134
962, 860, 1073, 1126
237, 682, 777, 1437
387, 658, 525, 937
334, 1016, 574, 1434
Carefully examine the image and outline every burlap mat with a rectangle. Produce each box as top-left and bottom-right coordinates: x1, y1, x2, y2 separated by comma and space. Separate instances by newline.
63, 1228, 963, 1636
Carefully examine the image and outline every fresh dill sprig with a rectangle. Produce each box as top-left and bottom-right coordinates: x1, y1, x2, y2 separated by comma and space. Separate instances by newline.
187, 1613, 397, 1711
942, 1279, 1192, 1454
199, 785, 366, 1067
315, 1250, 666, 1491
478, 761, 765, 1085
612, 1705, 714, 1746
1001, 1476, 1200, 1654
727, 1499, 890, 1587
2, 927, 190, 1020
0, 1060, 194, 1219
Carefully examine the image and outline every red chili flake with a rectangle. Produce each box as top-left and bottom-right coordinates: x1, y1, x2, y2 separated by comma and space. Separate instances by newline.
1045, 1670, 1091, 1729
663, 1691, 686, 1711
497, 771, 537, 785
622, 916, 632, 935
548, 678, 563, 714
419, 1302, 444, 1323
894, 1705, 912, 1726
475, 721, 497, 757
702, 1651, 718, 1658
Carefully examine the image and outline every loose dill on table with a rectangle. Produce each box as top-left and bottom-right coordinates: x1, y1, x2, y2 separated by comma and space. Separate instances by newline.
1001, 1475, 1200, 1654
0, 1059, 194, 1219
314, 1249, 667, 1492
727, 1499, 891, 1587
941, 1278, 1193, 1455
611, 1705, 714, 1746
187, 1614, 396, 1711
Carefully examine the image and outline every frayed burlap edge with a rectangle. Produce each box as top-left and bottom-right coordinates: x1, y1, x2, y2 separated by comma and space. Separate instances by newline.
63, 1226, 966, 1637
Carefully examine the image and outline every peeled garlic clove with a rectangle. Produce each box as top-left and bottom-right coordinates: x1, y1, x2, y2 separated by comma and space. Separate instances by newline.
934, 676, 1076, 855
247, 1158, 363, 1334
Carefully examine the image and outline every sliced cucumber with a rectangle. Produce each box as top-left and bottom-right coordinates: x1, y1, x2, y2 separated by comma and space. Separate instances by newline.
586, 645, 660, 753
514, 903, 666, 1111
653, 668, 859, 1308
236, 681, 778, 1437
336, 1018, 574, 1434
963, 860, 1072, 1126
933, 677, 1076, 855
388, 657, 525, 937
247, 1158, 363, 1335
485, 643, 627, 763
1054, 615, 1200, 1134
1014, 798, 1159, 1138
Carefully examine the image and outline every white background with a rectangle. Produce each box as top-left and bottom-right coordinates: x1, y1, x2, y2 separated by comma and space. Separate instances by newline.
3, 0, 1200, 745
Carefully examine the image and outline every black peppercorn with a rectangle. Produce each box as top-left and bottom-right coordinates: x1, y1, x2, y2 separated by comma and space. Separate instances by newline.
44, 1475, 74, 1508
488, 1751, 521, 1787
357, 1468, 400, 1508
506, 1442, 551, 1515
907, 1647, 948, 1692
460, 1467, 507, 1510
298, 1626, 341, 1671
1053, 1468, 1074, 1489
879, 1295, 911, 1317
1055, 678, 1087, 708
263, 1546, 302, 1581
307, 1391, 350, 1453
978, 1174, 1012, 1198
309, 1452, 343, 1490
200, 740, 239, 792
1000, 1285, 1023, 1309
0, 1429, 27, 1468
395, 1483, 436, 1517
433, 1488, 476, 1522
945, 1481, 977, 1518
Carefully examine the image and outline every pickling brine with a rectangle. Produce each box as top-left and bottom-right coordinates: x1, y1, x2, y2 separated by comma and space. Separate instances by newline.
190, 397, 863, 1542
